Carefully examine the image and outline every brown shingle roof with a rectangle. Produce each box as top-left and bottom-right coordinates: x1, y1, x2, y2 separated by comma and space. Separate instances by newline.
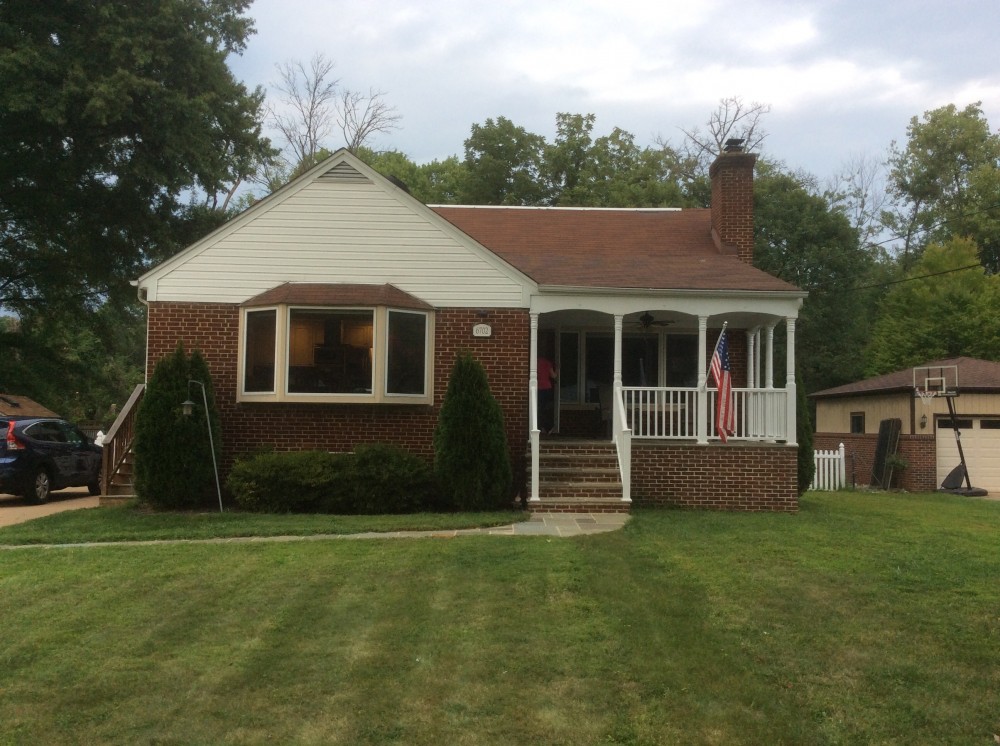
0, 394, 59, 418
243, 283, 433, 309
811, 357, 1000, 398
431, 206, 801, 293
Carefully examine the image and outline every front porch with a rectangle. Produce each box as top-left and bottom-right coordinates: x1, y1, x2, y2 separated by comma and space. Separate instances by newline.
526, 298, 802, 511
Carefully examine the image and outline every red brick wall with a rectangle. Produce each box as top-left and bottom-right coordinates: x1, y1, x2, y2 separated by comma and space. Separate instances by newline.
146, 302, 530, 492
814, 432, 936, 491
630, 442, 798, 511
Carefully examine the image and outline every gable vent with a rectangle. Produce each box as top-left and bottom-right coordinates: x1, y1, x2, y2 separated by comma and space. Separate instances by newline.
318, 162, 372, 184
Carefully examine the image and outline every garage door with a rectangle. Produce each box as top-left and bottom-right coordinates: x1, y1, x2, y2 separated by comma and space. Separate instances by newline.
936, 417, 1000, 493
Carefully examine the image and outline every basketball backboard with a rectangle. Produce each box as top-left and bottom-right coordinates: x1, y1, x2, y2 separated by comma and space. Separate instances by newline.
912, 364, 959, 398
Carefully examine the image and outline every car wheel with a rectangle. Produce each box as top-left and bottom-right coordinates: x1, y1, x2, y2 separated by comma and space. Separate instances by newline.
25, 469, 51, 504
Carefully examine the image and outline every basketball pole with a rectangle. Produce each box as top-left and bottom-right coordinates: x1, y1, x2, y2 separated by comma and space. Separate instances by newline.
944, 395, 973, 491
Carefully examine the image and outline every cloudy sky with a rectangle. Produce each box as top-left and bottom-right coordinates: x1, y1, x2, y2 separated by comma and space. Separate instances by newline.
227, 0, 1000, 180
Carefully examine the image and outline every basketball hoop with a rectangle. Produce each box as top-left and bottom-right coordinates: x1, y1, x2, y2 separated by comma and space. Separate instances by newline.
915, 387, 937, 406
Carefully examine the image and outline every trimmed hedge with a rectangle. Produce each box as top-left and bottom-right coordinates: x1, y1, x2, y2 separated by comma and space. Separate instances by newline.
227, 444, 439, 514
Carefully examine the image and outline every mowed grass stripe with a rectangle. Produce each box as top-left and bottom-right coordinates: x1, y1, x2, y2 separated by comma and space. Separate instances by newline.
1, 492, 998, 744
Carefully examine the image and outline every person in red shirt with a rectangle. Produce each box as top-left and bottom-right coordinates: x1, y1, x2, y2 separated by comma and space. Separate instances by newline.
537, 353, 557, 433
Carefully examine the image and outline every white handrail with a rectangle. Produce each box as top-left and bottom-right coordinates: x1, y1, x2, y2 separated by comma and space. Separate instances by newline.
529, 379, 540, 502
612, 383, 632, 502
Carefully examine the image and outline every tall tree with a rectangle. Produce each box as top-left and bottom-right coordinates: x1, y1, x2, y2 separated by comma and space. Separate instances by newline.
753, 163, 877, 391
542, 114, 687, 207
0, 301, 145, 425
356, 148, 465, 205
679, 96, 771, 176
267, 52, 401, 182
459, 116, 548, 205
864, 237, 1000, 375
826, 152, 891, 255
0, 0, 273, 313
885, 102, 1000, 271
270, 54, 340, 172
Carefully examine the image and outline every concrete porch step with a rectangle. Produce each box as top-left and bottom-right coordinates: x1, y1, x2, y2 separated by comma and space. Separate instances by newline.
529, 439, 626, 507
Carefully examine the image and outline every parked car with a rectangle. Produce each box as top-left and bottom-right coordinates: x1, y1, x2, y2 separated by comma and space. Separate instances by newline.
0, 418, 102, 503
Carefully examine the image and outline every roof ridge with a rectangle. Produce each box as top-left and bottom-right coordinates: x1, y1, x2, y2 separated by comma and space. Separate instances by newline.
430, 205, 684, 212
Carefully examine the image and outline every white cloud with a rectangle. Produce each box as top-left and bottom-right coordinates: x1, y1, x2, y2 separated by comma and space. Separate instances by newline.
231, 0, 1000, 177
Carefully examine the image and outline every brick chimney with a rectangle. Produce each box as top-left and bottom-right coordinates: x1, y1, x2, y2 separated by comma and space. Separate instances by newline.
709, 141, 757, 264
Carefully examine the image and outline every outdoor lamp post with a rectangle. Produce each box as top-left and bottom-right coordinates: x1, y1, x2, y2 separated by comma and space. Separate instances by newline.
182, 379, 224, 513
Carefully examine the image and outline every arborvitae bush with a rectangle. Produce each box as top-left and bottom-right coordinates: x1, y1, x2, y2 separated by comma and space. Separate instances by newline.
797, 380, 815, 495
134, 346, 222, 509
434, 351, 512, 510
226, 445, 437, 514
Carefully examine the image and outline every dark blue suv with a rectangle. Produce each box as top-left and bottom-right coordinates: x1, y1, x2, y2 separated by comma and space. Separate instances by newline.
1, 418, 102, 503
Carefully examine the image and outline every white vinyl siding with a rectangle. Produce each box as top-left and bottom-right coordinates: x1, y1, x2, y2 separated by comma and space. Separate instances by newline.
147, 176, 529, 307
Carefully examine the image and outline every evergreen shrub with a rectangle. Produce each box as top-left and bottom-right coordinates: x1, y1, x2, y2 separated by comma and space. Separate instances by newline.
227, 445, 438, 514
134, 345, 221, 509
434, 351, 512, 510
348, 443, 438, 514
227, 450, 352, 513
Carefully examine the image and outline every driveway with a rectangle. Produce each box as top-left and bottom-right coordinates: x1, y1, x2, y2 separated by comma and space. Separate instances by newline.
0, 488, 100, 528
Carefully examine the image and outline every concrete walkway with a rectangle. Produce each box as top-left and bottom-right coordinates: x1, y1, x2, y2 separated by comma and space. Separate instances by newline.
0, 500, 629, 549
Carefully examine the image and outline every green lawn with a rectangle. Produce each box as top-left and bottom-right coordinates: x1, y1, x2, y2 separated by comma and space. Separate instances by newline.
1, 492, 998, 745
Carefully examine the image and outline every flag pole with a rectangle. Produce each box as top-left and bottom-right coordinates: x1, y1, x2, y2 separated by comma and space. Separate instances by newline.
708, 321, 728, 373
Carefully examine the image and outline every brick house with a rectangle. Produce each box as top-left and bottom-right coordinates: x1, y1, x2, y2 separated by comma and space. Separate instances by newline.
117, 146, 805, 512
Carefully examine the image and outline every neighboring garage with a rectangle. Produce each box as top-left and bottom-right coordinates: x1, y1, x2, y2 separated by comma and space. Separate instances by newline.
936, 415, 1000, 493
812, 357, 1000, 493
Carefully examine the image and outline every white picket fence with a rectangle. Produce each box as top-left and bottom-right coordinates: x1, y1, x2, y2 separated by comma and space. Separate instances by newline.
811, 442, 846, 491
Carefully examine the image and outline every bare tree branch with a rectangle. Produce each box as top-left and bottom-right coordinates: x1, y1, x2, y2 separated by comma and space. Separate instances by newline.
338, 88, 402, 153
270, 53, 340, 169
680, 96, 771, 175
825, 152, 890, 253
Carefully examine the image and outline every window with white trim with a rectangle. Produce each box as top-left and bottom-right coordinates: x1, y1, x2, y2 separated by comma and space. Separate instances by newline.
239, 305, 433, 404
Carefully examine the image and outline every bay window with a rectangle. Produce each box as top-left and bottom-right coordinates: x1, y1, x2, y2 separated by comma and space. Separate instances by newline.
239, 304, 433, 404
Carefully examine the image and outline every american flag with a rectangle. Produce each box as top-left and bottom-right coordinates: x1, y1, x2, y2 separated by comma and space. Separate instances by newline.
709, 329, 735, 443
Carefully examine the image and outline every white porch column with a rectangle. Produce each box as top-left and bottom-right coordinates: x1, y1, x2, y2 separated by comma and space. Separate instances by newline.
613, 315, 623, 387
754, 328, 763, 388
612, 313, 623, 434
785, 317, 798, 446
612, 314, 631, 502
746, 329, 756, 388
765, 323, 776, 389
529, 313, 540, 502
696, 315, 708, 444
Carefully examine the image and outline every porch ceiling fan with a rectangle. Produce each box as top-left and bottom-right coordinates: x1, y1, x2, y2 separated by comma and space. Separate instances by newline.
629, 312, 675, 330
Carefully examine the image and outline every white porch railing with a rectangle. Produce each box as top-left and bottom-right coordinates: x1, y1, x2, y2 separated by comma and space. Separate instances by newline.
612, 383, 632, 503
622, 386, 790, 441
811, 443, 846, 491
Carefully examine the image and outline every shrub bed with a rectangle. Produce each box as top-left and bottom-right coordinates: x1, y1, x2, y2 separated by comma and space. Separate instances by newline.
227, 445, 439, 514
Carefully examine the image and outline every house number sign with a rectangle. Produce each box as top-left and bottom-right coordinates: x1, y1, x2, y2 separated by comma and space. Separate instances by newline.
473, 323, 492, 338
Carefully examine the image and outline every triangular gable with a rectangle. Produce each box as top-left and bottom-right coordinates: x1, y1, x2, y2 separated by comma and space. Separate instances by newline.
137, 150, 535, 308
